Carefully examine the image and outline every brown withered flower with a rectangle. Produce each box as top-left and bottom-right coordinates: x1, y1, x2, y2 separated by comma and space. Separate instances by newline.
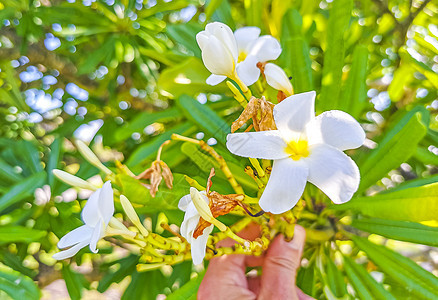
231, 96, 276, 133
135, 160, 173, 197
192, 169, 244, 238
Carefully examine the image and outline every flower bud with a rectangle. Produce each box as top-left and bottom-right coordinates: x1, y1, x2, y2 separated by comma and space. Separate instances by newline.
76, 140, 112, 175
264, 63, 293, 97
53, 169, 98, 190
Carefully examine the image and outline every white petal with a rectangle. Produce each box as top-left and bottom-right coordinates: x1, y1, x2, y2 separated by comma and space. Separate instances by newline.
236, 55, 260, 86
52, 240, 89, 260
89, 219, 103, 253
196, 31, 209, 50
97, 181, 114, 226
306, 144, 360, 204
191, 224, 213, 265
200, 35, 235, 76
234, 27, 261, 53
249, 35, 282, 62
264, 63, 293, 95
180, 202, 200, 242
259, 158, 308, 214
226, 130, 289, 160
306, 110, 366, 151
57, 225, 93, 249
178, 194, 192, 212
206, 74, 227, 86
273, 91, 316, 140
81, 187, 101, 227
206, 22, 238, 61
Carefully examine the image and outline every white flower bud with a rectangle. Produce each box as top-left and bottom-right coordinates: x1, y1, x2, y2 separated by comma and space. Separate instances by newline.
264, 63, 293, 96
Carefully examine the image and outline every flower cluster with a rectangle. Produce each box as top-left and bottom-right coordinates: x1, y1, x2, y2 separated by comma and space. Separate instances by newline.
51, 21, 366, 268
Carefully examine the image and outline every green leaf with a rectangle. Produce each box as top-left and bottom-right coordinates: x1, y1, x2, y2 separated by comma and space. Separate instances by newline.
0, 266, 40, 300
352, 235, 438, 299
0, 158, 23, 184
117, 173, 190, 212
167, 271, 205, 300
325, 257, 347, 298
358, 108, 428, 191
341, 44, 369, 117
98, 255, 138, 293
318, 0, 353, 110
126, 123, 196, 167
176, 95, 231, 145
0, 172, 46, 212
297, 262, 316, 297
157, 57, 228, 98
62, 265, 88, 300
122, 270, 166, 300
343, 256, 395, 300
336, 182, 438, 222
351, 218, 438, 247
167, 23, 203, 57
281, 10, 313, 93
19, 141, 43, 174
388, 64, 414, 102
414, 146, 438, 166
0, 226, 46, 244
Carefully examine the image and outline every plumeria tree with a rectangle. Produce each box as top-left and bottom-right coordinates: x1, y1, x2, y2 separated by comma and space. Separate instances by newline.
0, 0, 437, 299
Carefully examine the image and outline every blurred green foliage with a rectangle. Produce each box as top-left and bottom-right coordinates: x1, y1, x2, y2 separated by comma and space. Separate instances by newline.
0, 0, 437, 299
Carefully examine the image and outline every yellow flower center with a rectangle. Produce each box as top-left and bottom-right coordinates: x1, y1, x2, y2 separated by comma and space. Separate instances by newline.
238, 51, 247, 63
285, 140, 310, 161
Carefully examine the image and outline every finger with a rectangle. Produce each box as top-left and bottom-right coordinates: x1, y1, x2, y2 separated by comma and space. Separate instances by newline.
258, 225, 306, 300
198, 255, 256, 300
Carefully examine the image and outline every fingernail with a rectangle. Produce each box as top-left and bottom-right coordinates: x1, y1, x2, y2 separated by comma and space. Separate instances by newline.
286, 226, 306, 250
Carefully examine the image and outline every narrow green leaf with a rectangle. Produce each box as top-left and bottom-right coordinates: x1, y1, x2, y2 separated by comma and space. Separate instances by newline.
117, 173, 190, 212
158, 57, 228, 97
62, 265, 87, 300
343, 256, 395, 300
126, 123, 195, 167
167, 271, 205, 300
122, 270, 166, 300
0, 226, 46, 244
336, 182, 438, 222
318, 0, 353, 110
414, 146, 438, 166
358, 108, 428, 191
176, 94, 231, 145
285, 37, 313, 93
388, 64, 414, 102
0, 172, 46, 212
325, 257, 347, 298
0, 267, 40, 300
351, 218, 438, 247
0, 158, 23, 184
341, 45, 369, 117
97, 255, 138, 293
167, 23, 203, 57
352, 235, 438, 299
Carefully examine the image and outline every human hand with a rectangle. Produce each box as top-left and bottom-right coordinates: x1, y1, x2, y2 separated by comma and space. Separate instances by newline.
198, 225, 313, 300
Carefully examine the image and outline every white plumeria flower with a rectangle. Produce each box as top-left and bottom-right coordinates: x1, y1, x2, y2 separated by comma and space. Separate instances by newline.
226, 91, 365, 214
178, 187, 214, 265
264, 63, 293, 97
52, 181, 114, 260
196, 22, 238, 86
235, 28, 282, 86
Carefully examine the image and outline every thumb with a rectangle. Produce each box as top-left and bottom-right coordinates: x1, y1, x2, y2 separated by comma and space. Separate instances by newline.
258, 225, 306, 300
